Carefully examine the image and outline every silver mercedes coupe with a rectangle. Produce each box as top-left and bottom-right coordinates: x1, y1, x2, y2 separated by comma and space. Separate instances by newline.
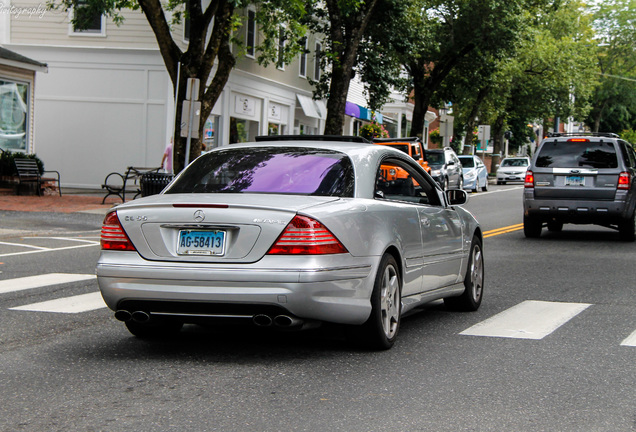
96, 136, 484, 350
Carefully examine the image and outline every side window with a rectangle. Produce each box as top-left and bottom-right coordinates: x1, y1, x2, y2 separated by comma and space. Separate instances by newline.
619, 141, 635, 168
375, 158, 441, 206
411, 144, 421, 161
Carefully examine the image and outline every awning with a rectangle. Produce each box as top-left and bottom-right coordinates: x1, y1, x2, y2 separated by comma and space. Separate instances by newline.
297, 94, 321, 119
346, 102, 382, 123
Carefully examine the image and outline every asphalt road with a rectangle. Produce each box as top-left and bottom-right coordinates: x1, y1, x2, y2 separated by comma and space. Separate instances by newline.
0, 186, 634, 432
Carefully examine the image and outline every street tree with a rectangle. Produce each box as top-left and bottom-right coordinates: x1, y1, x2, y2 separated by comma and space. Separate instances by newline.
404, 0, 528, 139
52, 0, 307, 173
304, 0, 383, 135
586, 0, 636, 132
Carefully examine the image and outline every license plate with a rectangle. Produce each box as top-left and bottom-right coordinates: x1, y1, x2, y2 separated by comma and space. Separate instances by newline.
565, 176, 584, 186
177, 230, 226, 256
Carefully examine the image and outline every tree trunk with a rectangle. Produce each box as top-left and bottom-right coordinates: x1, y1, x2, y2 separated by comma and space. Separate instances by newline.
490, 115, 505, 174
461, 86, 490, 154
322, 0, 380, 135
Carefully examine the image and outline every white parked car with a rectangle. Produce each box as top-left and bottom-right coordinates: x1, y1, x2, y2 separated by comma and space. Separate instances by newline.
496, 157, 530, 184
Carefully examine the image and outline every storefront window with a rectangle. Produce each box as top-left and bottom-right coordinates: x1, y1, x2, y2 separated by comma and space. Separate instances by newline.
268, 123, 286, 136
203, 115, 219, 150
230, 117, 259, 144
401, 114, 411, 137
0, 80, 29, 151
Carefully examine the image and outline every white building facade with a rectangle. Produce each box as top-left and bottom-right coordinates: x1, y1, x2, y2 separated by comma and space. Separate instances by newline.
2, 1, 415, 188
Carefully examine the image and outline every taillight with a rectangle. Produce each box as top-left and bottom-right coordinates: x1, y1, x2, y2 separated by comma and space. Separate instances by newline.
524, 170, 535, 188
267, 215, 348, 255
568, 138, 589, 142
100, 211, 136, 251
618, 172, 631, 190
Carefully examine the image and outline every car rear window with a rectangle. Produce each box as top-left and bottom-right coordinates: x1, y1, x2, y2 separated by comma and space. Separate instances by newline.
535, 141, 618, 168
458, 157, 474, 167
426, 152, 444, 165
501, 158, 528, 167
166, 147, 355, 197
387, 144, 409, 155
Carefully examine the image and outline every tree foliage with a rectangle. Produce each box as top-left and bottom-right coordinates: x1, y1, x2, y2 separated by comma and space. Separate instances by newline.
585, 0, 636, 132
304, 0, 382, 135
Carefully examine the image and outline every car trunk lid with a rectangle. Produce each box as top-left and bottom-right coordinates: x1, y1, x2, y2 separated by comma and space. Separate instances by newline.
114, 194, 341, 263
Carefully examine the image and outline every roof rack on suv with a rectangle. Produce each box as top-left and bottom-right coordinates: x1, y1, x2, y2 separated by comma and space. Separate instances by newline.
547, 132, 620, 138
372, 137, 422, 143
255, 135, 371, 143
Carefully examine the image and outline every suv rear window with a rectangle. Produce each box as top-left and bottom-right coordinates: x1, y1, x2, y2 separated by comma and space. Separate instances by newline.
535, 141, 618, 169
458, 157, 474, 167
166, 147, 355, 196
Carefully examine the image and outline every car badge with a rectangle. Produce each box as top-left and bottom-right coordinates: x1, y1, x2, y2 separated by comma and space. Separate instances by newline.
193, 210, 205, 222
570, 169, 580, 174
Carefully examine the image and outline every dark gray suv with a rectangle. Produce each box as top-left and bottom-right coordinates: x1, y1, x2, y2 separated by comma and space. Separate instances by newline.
426, 147, 463, 190
523, 133, 636, 241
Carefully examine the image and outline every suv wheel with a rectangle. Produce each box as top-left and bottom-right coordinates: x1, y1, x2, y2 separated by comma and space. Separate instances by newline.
457, 177, 464, 190
618, 211, 636, 242
524, 215, 542, 238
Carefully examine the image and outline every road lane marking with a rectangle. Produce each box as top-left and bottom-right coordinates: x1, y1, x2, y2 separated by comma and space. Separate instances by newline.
0, 273, 96, 295
460, 300, 592, 339
620, 330, 636, 347
10, 292, 106, 313
483, 223, 524, 238
0, 243, 99, 258
0, 240, 51, 250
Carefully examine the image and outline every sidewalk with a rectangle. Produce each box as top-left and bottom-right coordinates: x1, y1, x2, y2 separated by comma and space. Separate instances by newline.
0, 188, 122, 215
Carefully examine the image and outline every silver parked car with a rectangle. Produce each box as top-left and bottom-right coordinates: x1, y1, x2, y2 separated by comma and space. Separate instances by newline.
496, 157, 530, 184
97, 137, 484, 349
458, 155, 489, 193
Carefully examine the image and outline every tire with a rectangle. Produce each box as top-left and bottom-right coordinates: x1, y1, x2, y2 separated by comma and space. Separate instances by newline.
350, 254, 401, 350
124, 317, 183, 339
618, 211, 636, 242
481, 178, 488, 192
457, 177, 464, 190
444, 236, 484, 312
547, 220, 563, 232
496, 181, 502, 185
524, 215, 542, 238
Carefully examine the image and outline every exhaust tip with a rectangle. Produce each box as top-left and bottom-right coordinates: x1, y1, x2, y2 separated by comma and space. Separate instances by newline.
273, 315, 303, 328
114, 310, 132, 322
131, 311, 151, 323
253, 314, 273, 327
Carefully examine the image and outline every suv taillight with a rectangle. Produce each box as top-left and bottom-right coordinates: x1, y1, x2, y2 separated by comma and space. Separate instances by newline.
524, 170, 535, 188
618, 172, 631, 190
100, 211, 136, 251
267, 215, 348, 255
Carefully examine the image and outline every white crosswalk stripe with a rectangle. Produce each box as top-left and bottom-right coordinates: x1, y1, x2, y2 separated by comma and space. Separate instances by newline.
620, 330, 636, 347
10, 292, 106, 313
0, 273, 96, 295
1, 273, 635, 347
460, 300, 592, 340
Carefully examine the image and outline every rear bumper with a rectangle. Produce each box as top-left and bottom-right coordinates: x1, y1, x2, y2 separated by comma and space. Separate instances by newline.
523, 190, 631, 223
96, 252, 377, 325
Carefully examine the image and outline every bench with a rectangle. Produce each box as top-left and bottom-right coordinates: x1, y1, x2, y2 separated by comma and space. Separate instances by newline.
102, 166, 164, 204
14, 158, 62, 196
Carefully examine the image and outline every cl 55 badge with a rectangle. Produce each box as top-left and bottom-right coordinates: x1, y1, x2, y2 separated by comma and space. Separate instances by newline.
124, 215, 148, 222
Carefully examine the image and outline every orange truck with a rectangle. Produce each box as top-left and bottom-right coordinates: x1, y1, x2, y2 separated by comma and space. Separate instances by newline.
373, 138, 431, 183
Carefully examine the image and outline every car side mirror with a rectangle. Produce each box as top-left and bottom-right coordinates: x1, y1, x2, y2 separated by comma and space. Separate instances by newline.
447, 161, 455, 166
446, 189, 468, 206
